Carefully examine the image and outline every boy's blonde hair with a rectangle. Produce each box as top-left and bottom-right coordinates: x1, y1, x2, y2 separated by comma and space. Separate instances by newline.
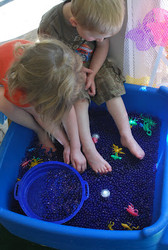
71, 0, 125, 35
7, 39, 84, 124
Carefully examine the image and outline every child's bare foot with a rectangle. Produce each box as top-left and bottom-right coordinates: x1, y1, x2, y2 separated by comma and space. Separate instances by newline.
83, 145, 112, 174
121, 135, 145, 159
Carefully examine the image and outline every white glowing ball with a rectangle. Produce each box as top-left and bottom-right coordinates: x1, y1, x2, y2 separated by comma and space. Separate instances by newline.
101, 189, 110, 198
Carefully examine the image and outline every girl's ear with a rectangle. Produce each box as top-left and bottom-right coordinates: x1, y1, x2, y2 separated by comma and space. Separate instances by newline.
69, 16, 78, 27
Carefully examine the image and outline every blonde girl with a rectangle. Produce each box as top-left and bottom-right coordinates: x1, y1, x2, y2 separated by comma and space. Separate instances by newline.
0, 39, 86, 172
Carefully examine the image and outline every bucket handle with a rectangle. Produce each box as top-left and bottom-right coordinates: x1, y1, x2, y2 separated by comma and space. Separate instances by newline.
83, 181, 89, 200
14, 181, 21, 200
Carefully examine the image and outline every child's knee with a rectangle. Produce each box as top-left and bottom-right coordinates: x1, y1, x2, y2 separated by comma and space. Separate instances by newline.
0, 87, 5, 108
0, 87, 10, 112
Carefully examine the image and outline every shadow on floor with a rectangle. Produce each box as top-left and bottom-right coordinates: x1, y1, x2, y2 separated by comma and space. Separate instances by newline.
0, 224, 55, 249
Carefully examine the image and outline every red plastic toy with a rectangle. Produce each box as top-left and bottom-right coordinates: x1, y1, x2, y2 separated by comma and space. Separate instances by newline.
125, 203, 139, 217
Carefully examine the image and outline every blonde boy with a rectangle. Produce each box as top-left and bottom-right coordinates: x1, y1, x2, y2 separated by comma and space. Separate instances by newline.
38, 0, 145, 173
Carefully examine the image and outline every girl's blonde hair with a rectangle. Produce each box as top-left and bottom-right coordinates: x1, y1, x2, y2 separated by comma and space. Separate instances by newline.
71, 0, 125, 35
7, 39, 84, 124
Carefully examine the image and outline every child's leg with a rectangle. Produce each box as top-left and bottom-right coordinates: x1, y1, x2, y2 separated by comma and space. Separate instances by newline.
62, 106, 87, 172
0, 87, 55, 150
74, 99, 112, 173
106, 96, 145, 159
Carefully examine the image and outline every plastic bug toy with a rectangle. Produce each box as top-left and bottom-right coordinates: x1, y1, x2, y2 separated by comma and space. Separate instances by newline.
140, 115, 156, 136
111, 144, 125, 160
129, 117, 138, 128
121, 222, 139, 230
125, 203, 139, 216
29, 157, 43, 169
108, 221, 115, 230
21, 159, 31, 167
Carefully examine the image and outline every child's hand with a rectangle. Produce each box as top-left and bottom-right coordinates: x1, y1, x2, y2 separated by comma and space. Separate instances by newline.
85, 73, 96, 96
81, 66, 93, 75
71, 148, 87, 173
81, 66, 93, 84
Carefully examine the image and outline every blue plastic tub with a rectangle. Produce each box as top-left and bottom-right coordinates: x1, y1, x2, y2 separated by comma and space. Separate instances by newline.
0, 83, 168, 250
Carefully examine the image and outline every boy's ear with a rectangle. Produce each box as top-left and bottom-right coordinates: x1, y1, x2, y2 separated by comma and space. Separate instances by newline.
69, 17, 78, 27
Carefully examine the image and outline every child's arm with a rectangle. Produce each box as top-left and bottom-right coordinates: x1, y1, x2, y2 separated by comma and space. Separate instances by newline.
44, 123, 71, 164
62, 106, 87, 172
0, 90, 70, 161
29, 108, 71, 164
0, 90, 55, 151
85, 38, 110, 96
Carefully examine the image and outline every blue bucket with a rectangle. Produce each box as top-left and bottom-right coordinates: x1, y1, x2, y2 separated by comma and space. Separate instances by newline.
14, 161, 89, 224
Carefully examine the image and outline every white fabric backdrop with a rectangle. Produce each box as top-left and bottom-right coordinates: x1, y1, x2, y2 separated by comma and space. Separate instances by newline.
123, 0, 168, 87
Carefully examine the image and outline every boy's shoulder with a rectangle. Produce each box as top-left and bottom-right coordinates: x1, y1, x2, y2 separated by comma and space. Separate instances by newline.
41, 2, 64, 21
38, 1, 77, 45
43, 1, 71, 21
39, 1, 66, 36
